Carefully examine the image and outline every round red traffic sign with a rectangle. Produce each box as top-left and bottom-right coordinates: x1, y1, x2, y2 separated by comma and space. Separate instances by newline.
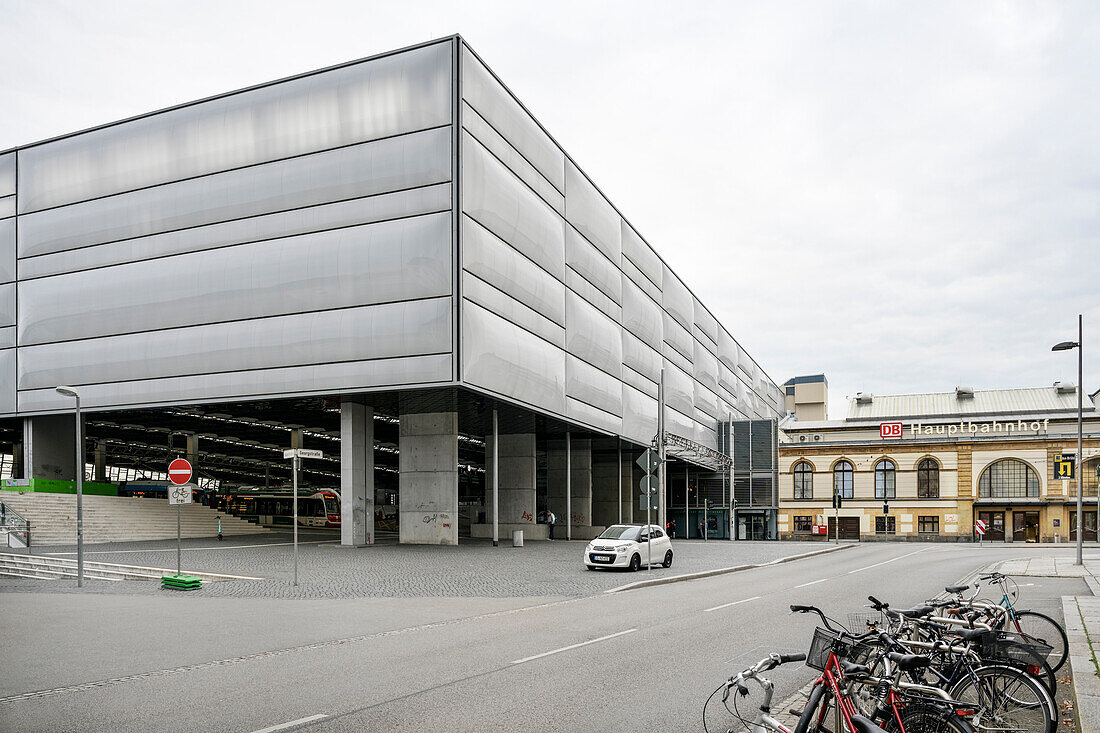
168, 458, 192, 485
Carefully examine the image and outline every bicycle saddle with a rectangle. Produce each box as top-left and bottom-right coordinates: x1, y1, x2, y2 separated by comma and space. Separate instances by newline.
894, 605, 935, 618
840, 660, 872, 677
948, 628, 989, 643
886, 651, 931, 671
850, 715, 889, 733
945, 585, 970, 593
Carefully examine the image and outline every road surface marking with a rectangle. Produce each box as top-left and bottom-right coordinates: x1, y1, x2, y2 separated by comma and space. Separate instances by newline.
846, 548, 931, 575
511, 629, 637, 665
795, 578, 829, 588
704, 595, 761, 613
251, 714, 327, 733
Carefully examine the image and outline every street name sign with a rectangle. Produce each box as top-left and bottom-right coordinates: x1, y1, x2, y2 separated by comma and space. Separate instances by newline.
284, 449, 324, 459
168, 458, 192, 485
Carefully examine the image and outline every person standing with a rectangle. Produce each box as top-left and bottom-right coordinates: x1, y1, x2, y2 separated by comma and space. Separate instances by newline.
547, 510, 557, 540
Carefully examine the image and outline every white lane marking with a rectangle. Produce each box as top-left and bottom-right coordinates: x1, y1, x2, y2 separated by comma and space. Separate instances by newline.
846, 548, 931, 575
704, 595, 762, 613
511, 629, 637, 665
795, 578, 829, 588
250, 714, 327, 733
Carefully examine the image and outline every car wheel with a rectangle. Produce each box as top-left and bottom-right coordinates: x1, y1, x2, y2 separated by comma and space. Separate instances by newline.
663, 550, 673, 568
629, 554, 641, 572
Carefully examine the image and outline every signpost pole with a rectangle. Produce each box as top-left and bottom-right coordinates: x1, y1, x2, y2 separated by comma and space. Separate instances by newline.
293, 454, 299, 587
177, 502, 181, 575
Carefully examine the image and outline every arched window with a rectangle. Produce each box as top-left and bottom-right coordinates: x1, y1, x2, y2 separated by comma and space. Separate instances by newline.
793, 461, 813, 499
833, 460, 854, 499
875, 459, 896, 499
978, 459, 1040, 498
917, 458, 940, 498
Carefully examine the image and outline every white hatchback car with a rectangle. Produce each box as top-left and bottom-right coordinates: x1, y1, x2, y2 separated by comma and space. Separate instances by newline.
584, 524, 673, 571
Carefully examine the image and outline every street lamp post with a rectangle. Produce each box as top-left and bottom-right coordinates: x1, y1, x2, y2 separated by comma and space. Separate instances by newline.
1053, 313, 1084, 566
55, 386, 83, 587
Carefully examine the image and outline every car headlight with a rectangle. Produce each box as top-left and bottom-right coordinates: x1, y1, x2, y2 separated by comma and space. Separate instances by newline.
616, 546, 628, 553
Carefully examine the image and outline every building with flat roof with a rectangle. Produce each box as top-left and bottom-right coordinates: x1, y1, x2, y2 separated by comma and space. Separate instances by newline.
778, 382, 1100, 542
0, 35, 782, 545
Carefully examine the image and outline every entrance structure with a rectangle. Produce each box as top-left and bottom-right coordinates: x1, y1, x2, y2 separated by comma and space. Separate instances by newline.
0, 36, 784, 544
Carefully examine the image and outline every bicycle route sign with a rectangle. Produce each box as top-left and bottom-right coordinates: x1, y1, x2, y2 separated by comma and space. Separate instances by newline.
975, 519, 986, 536
168, 458, 192, 485
168, 484, 193, 505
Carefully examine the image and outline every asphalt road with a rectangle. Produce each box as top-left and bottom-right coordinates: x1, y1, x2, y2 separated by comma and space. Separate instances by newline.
0, 542, 1087, 732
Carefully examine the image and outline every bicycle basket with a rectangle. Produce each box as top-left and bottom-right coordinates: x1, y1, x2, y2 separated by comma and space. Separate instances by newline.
846, 611, 888, 634
806, 627, 869, 671
981, 630, 1053, 667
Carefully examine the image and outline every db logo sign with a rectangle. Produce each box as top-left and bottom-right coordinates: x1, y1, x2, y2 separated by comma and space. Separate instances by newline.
880, 422, 903, 439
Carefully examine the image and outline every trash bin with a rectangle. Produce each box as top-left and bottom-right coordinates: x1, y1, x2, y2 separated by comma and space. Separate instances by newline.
512, 529, 524, 547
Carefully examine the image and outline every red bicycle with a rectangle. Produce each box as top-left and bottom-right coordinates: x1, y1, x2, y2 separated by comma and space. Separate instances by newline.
790, 604, 975, 733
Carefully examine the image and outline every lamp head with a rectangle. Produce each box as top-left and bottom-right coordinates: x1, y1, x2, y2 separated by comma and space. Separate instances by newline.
1051, 341, 1079, 352
55, 386, 79, 398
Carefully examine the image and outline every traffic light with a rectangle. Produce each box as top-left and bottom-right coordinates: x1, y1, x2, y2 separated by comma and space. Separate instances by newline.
832, 492, 842, 510
883, 501, 889, 515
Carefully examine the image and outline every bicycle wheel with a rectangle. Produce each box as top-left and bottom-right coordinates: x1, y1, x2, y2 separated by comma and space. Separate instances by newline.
794, 683, 832, 733
883, 702, 975, 733
948, 663, 1056, 733
1010, 610, 1068, 672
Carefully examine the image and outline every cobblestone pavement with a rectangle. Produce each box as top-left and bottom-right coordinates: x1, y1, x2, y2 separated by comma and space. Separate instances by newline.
0, 533, 842, 599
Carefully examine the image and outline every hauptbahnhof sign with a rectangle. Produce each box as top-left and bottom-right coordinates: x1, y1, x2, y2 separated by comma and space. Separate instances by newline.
881, 419, 1052, 438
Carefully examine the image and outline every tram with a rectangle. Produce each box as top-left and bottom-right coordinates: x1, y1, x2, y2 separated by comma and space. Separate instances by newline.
223, 489, 341, 528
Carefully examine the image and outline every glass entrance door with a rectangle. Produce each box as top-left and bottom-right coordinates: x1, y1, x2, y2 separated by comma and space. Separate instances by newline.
978, 511, 1005, 541
1070, 511, 1097, 542
1012, 511, 1039, 543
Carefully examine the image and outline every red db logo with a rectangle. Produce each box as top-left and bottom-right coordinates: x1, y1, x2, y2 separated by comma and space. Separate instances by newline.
880, 422, 903, 439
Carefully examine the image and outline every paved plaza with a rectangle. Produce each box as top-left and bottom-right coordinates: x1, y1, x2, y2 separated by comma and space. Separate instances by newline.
0, 534, 843, 599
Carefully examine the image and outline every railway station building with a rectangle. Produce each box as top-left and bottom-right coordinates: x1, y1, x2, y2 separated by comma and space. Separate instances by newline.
0, 35, 784, 546
778, 379, 1100, 543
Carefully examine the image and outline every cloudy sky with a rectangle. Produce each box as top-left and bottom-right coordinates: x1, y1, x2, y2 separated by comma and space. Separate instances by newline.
2, 1, 1095, 418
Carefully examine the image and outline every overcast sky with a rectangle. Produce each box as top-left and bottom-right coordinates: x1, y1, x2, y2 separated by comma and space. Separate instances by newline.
2, 1, 1096, 419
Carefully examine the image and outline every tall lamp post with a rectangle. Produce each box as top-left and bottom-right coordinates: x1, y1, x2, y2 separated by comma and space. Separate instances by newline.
1052, 313, 1083, 566
55, 386, 84, 587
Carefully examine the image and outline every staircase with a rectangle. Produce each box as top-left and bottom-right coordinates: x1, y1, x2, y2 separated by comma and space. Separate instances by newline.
0, 552, 261, 582
0, 492, 270, 545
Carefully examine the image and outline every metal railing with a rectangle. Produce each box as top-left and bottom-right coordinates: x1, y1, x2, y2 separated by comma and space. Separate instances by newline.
0, 502, 31, 549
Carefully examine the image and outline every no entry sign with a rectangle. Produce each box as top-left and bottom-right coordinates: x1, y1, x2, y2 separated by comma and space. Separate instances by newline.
168, 458, 193, 485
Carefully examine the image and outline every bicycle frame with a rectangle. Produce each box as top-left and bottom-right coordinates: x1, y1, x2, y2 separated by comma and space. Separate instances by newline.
808, 650, 908, 733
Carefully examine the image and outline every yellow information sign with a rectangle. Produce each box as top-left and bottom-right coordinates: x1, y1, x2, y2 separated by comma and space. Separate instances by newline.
1054, 453, 1076, 480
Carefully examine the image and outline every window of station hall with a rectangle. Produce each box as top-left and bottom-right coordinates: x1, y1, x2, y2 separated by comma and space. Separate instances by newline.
875, 515, 896, 534
793, 461, 813, 499
917, 458, 940, 498
793, 516, 813, 533
833, 460, 854, 499
918, 515, 939, 534
978, 458, 1040, 498
874, 459, 896, 499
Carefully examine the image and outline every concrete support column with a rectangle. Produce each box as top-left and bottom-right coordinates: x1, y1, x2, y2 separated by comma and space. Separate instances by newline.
185, 435, 199, 479
11, 441, 23, 479
591, 442, 620, 528
23, 415, 77, 481
94, 440, 108, 482
548, 435, 593, 536
484, 433, 537, 526
621, 449, 635, 524
399, 411, 458, 546
340, 400, 375, 546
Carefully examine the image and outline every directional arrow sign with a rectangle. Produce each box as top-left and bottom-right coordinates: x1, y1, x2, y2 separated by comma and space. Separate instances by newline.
639, 475, 659, 496
284, 449, 324, 459
636, 448, 661, 475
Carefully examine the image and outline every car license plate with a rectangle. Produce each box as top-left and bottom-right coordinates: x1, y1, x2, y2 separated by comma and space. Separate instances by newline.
595, 555, 610, 562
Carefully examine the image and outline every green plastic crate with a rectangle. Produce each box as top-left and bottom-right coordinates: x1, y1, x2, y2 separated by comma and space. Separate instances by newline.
161, 574, 203, 590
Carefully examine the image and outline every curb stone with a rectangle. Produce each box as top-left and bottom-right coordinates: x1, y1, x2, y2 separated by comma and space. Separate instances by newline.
606, 543, 857, 594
